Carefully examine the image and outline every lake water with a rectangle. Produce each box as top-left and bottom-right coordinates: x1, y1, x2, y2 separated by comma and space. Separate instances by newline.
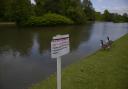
0, 22, 128, 89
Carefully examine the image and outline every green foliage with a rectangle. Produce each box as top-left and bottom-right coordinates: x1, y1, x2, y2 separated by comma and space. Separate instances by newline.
35, 0, 62, 16
3, 0, 15, 21
122, 13, 128, 22
95, 9, 128, 23
26, 13, 74, 26
112, 14, 123, 23
35, 0, 96, 24
0, 0, 14, 21
102, 10, 112, 21
66, 6, 87, 24
35, 0, 46, 16
0, 0, 128, 25
35, 0, 87, 24
0, 0, 96, 26
0, 0, 5, 19
111, 13, 128, 23
95, 12, 103, 21
12, 0, 33, 25
63, 0, 87, 24
82, 0, 95, 21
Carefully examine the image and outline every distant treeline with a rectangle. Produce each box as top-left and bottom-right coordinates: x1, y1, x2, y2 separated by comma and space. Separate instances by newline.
0, 0, 128, 26
95, 10, 128, 23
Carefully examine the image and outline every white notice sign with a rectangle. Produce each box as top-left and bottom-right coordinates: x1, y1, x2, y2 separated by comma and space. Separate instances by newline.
51, 34, 70, 58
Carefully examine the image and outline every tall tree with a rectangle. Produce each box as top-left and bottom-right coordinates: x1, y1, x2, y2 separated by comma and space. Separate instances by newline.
35, 0, 46, 16
95, 12, 102, 21
35, 0, 86, 23
43, 0, 62, 13
4, 0, 15, 21
0, 0, 5, 19
12, 0, 32, 24
62, 0, 86, 23
82, 0, 95, 21
35, 0, 62, 15
122, 13, 128, 22
102, 10, 112, 21
0, 0, 15, 21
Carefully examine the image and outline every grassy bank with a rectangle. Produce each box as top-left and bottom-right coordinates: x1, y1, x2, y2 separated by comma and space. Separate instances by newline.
0, 22, 16, 27
0, 22, 15, 25
30, 34, 128, 89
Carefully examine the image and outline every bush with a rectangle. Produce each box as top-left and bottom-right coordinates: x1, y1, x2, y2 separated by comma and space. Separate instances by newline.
26, 13, 74, 26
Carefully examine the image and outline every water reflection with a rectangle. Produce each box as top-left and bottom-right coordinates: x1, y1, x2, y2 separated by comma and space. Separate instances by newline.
0, 22, 128, 89
0, 29, 33, 55
37, 24, 92, 54
0, 24, 92, 56
30, 34, 40, 56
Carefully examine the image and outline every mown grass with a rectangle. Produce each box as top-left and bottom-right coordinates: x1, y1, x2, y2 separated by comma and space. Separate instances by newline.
29, 34, 128, 89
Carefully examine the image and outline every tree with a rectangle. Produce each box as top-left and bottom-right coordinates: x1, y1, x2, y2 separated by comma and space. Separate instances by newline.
0, 0, 5, 20
102, 10, 112, 21
4, 0, 15, 21
122, 13, 128, 22
35, 0, 87, 23
82, 0, 95, 21
0, 0, 96, 25
0, 0, 14, 21
43, 0, 62, 14
12, 0, 33, 25
95, 12, 102, 21
63, 0, 86, 23
35, 0, 46, 16
35, 0, 62, 15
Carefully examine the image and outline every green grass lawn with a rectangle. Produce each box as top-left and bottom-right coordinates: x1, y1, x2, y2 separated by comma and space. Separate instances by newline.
29, 34, 128, 89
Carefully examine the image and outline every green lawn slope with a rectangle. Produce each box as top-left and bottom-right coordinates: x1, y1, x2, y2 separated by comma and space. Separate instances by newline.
29, 34, 128, 89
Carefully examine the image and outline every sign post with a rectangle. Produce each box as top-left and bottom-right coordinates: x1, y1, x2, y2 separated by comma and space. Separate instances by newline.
57, 56, 61, 89
51, 34, 70, 89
